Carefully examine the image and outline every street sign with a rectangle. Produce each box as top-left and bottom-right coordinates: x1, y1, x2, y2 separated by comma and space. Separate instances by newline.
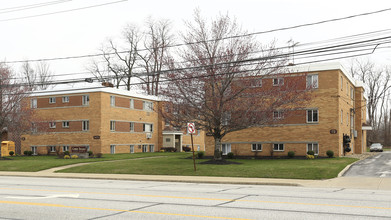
187, 123, 196, 134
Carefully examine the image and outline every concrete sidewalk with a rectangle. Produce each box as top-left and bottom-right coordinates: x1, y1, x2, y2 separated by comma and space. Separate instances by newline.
1, 169, 390, 190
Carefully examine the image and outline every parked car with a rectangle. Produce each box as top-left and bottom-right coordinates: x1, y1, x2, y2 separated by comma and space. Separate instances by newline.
369, 143, 383, 152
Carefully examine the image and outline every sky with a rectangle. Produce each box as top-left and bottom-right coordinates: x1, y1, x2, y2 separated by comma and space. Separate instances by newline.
1, 0, 391, 85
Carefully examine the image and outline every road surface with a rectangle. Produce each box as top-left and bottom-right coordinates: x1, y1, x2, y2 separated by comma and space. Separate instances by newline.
344, 151, 391, 178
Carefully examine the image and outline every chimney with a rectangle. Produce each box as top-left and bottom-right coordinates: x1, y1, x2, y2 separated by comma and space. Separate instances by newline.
102, 82, 114, 87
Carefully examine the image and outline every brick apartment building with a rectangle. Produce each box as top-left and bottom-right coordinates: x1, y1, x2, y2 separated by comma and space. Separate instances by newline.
204, 63, 371, 157
21, 85, 205, 155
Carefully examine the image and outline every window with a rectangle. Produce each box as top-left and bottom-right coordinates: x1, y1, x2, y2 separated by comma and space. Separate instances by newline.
130, 99, 134, 109
149, 145, 154, 152
273, 78, 284, 86
31, 98, 37, 109
222, 112, 231, 126
49, 97, 56, 104
49, 146, 56, 152
82, 120, 89, 131
307, 143, 319, 155
306, 74, 318, 89
143, 101, 153, 111
347, 112, 349, 126
307, 109, 318, 123
351, 113, 354, 129
62, 96, 69, 103
341, 110, 343, 124
340, 76, 343, 91
31, 123, 37, 133
110, 121, 115, 131
252, 143, 262, 151
49, 122, 56, 129
31, 146, 37, 155
166, 138, 171, 142
82, 95, 89, 106
63, 146, 69, 152
250, 79, 262, 87
143, 123, 153, 132
62, 121, 69, 128
142, 144, 148, 152
130, 145, 134, 153
273, 143, 284, 151
165, 118, 170, 126
197, 145, 201, 151
350, 87, 354, 100
110, 145, 115, 154
130, 122, 134, 132
273, 111, 283, 119
222, 143, 231, 155
110, 96, 115, 106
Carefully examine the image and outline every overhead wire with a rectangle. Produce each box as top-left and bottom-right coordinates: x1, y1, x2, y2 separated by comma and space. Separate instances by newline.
0, 0, 71, 14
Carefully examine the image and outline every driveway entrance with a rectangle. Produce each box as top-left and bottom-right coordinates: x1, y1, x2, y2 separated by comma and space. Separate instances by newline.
344, 152, 391, 178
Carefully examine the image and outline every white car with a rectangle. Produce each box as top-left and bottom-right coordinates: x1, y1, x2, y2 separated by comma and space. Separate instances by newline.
369, 143, 383, 152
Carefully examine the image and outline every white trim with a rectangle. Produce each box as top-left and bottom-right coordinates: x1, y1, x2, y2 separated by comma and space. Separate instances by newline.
273, 143, 284, 151
306, 143, 319, 155
362, 126, 372, 131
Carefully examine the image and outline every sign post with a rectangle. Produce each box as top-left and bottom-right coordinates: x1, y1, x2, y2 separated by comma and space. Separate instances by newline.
187, 123, 196, 172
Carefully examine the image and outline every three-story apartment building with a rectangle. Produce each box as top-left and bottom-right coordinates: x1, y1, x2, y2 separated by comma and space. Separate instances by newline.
204, 63, 370, 157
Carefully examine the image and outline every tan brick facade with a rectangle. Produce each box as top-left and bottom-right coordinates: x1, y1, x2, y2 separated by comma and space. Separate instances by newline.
205, 64, 368, 157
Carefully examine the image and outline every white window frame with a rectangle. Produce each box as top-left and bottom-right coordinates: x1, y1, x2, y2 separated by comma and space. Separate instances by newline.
49, 122, 56, 129
306, 74, 318, 89
62, 121, 69, 128
130, 122, 134, 132
130, 99, 134, 109
222, 143, 231, 155
251, 143, 262, 151
49, 146, 56, 152
110, 145, 115, 154
62, 96, 69, 103
49, 97, 56, 104
347, 112, 349, 126
63, 146, 69, 152
273, 111, 283, 119
110, 121, 115, 131
82, 120, 89, 131
130, 145, 134, 153
142, 144, 148, 152
82, 95, 89, 106
31, 123, 37, 133
149, 145, 154, 152
31, 98, 37, 109
143, 123, 153, 132
143, 101, 153, 111
273, 78, 284, 86
350, 87, 354, 100
273, 143, 284, 151
307, 143, 319, 155
307, 109, 318, 123
31, 146, 37, 155
110, 96, 115, 107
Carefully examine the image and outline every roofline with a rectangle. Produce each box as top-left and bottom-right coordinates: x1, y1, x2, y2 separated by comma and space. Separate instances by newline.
29, 87, 160, 101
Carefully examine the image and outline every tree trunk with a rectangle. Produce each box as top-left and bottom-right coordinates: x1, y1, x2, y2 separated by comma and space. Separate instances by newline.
214, 137, 222, 161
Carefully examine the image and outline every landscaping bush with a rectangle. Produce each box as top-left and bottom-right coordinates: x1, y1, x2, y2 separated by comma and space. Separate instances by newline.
9, 151, 14, 156
227, 152, 234, 159
23, 151, 28, 155
182, 146, 191, 152
307, 150, 315, 156
64, 151, 70, 155
326, 150, 334, 158
96, 153, 103, 158
306, 155, 315, 159
287, 151, 295, 158
197, 151, 204, 159
57, 152, 64, 159
27, 151, 33, 156
64, 155, 70, 159
87, 150, 94, 157
161, 147, 177, 152
71, 155, 78, 159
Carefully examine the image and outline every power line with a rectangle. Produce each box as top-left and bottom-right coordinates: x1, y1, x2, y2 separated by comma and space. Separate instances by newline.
0, 0, 71, 14
3, 6, 391, 64
0, 0, 127, 22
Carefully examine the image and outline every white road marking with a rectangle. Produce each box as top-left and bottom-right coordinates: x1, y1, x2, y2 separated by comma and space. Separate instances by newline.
6, 194, 79, 200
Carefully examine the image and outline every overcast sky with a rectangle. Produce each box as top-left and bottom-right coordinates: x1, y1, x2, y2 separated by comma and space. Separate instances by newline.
1, 0, 391, 83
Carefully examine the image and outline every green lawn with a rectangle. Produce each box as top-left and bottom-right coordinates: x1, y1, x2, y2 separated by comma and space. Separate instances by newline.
58, 154, 357, 180
0, 152, 178, 172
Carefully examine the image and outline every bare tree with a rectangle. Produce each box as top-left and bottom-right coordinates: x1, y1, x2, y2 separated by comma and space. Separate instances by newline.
137, 18, 173, 95
20, 61, 36, 90
161, 11, 310, 160
35, 61, 53, 90
349, 59, 391, 143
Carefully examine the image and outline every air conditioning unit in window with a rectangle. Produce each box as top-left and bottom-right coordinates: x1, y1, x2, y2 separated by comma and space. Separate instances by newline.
146, 132, 152, 139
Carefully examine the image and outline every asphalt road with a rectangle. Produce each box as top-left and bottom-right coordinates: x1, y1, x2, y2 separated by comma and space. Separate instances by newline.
344, 151, 391, 178
0, 176, 391, 219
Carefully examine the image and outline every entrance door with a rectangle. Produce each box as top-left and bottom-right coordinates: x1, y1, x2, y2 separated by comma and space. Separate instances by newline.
175, 135, 181, 152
